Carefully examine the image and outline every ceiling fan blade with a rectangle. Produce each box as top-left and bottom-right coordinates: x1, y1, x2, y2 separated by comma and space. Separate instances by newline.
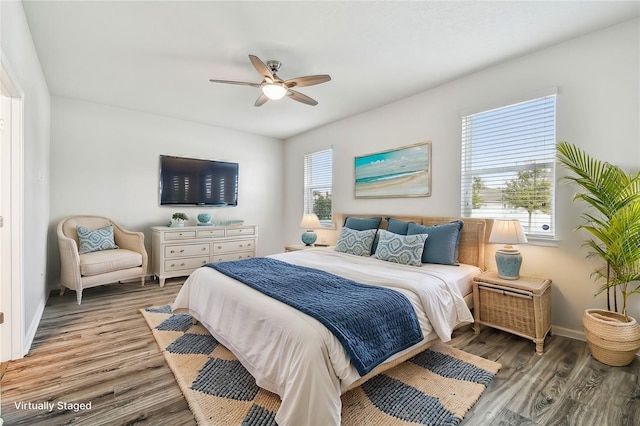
249, 55, 274, 80
255, 93, 269, 107
209, 79, 260, 88
285, 75, 331, 88
287, 90, 318, 106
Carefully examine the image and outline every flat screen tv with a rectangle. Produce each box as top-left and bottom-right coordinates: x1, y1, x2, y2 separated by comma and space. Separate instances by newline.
159, 155, 238, 206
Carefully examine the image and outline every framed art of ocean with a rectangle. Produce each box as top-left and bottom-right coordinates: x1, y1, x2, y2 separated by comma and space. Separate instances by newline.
354, 142, 431, 198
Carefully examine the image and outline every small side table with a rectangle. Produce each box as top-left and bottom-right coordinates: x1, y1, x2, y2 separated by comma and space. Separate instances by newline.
473, 270, 552, 354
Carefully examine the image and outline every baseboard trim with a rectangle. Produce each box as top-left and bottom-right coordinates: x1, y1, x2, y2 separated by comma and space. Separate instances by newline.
551, 325, 585, 342
23, 292, 47, 356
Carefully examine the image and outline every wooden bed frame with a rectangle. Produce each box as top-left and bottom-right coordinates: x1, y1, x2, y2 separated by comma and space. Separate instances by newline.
333, 214, 489, 392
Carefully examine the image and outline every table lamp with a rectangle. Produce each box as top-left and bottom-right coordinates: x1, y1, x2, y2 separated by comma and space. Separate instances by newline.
489, 219, 528, 280
299, 213, 322, 246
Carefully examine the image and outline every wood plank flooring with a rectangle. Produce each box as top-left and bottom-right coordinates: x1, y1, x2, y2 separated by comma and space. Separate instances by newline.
1, 279, 638, 425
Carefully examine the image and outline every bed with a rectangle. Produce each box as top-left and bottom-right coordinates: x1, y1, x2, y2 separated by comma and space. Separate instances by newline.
171, 215, 488, 426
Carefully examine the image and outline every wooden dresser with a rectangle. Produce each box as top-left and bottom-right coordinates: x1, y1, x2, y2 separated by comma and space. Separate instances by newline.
151, 224, 257, 286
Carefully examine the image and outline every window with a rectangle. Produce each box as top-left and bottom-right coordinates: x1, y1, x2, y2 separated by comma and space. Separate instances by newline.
461, 94, 556, 238
303, 148, 333, 226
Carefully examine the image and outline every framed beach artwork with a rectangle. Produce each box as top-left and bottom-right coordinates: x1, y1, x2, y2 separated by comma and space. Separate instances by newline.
354, 142, 431, 198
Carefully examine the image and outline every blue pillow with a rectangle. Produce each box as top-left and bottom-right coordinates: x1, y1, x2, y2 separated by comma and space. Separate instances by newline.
407, 221, 464, 265
344, 216, 382, 254
77, 225, 119, 254
344, 216, 382, 231
386, 218, 413, 235
335, 227, 377, 257
373, 230, 427, 266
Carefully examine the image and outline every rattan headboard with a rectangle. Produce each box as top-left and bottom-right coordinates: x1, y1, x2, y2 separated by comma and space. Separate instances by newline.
333, 214, 489, 270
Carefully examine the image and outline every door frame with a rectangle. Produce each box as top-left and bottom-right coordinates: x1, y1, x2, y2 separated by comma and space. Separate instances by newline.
1, 57, 25, 362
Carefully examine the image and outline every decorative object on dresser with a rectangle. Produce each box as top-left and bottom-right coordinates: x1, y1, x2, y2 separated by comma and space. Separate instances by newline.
488, 219, 528, 280
299, 213, 322, 245
196, 213, 212, 226
171, 212, 188, 227
151, 224, 257, 287
57, 216, 148, 304
473, 270, 551, 354
557, 141, 640, 366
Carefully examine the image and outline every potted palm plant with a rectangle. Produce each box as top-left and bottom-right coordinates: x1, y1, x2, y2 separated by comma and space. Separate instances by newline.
557, 142, 640, 366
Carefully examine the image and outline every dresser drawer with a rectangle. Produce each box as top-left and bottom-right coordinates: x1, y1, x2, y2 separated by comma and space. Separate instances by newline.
164, 256, 208, 272
164, 231, 196, 241
213, 240, 255, 253
226, 227, 255, 237
164, 243, 210, 258
212, 251, 254, 262
197, 229, 225, 238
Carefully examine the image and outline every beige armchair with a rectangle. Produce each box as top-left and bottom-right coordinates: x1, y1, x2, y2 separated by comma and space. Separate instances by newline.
57, 216, 148, 304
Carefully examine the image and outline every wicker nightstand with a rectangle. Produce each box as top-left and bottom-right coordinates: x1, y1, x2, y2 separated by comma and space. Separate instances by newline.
473, 270, 552, 354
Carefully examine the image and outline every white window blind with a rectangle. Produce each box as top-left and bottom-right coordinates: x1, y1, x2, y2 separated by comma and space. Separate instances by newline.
303, 148, 333, 225
461, 95, 556, 238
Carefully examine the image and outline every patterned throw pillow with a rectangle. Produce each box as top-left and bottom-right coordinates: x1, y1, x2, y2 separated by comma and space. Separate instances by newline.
334, 227, 377, 257
77, 225, 119, 254
373, 229, 428, 266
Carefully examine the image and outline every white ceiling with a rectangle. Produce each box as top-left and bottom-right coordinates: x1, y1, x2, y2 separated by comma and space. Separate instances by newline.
22, 1, 639, 140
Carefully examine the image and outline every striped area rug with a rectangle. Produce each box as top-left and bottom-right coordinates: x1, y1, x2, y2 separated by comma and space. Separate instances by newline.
141, 306, 500, 426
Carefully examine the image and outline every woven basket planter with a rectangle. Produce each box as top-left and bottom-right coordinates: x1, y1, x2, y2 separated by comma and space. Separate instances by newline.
583, 309, 640, 366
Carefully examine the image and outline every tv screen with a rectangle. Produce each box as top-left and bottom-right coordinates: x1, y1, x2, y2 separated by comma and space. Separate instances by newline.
159, 155, 238, 206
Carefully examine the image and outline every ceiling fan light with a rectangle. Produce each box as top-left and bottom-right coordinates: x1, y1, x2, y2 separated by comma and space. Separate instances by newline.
261, 82, 288, 100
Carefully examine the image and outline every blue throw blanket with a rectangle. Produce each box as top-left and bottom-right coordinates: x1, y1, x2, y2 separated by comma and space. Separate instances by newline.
205, 257, 423, 376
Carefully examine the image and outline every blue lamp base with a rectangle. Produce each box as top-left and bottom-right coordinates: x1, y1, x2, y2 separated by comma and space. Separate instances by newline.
301, 230, 317, 246
495, 248, 522, 280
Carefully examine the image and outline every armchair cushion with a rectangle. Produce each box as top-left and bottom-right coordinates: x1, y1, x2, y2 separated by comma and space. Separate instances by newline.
80, 249, 143, 276
77, 225, 119, 254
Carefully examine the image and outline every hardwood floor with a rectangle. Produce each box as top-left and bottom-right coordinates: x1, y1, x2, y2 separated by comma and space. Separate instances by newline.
1, 280, 638, 425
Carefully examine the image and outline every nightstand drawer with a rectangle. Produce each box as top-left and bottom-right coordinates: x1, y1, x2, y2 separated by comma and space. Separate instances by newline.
164, 256, 208, 271
164, 243, 210, 258
477, 284, 538, 337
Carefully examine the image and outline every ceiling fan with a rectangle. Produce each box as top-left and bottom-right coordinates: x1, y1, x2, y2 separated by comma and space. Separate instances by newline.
209, 55, 331, 107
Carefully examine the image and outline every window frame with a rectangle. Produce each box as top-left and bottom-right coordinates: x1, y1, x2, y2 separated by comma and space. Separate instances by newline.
303, 148, 333, 227
460, 92, 557, 241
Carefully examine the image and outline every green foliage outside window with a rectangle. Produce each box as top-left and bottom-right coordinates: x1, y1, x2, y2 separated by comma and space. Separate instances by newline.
313, 191, 332, 220
502, 169, 551, 231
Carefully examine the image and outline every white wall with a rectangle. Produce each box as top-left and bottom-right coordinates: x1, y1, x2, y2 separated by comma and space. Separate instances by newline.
283, 19, 640, 336
48, 97, 284, 286
1, 1, 51, 351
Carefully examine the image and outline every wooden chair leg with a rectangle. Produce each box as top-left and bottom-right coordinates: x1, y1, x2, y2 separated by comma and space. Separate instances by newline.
76, 290, 83, 305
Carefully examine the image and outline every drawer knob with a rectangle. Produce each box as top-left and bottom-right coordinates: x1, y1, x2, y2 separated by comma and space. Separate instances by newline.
180, 249, 185, 253
170, 250, 175, 253
180, 263, 185, 266
239, 244, 243, 247
202, 247, 206, 251
217, 246, 222, 249
170, 263, 175, 267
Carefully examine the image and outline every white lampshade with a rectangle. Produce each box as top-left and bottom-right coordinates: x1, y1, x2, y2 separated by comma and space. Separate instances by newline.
261, 82, 288, 100
299, 213, 322, 230
489, 219, 528, 246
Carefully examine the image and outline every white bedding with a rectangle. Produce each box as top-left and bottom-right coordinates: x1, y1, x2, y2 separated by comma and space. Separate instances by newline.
172, 247, 478, 426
